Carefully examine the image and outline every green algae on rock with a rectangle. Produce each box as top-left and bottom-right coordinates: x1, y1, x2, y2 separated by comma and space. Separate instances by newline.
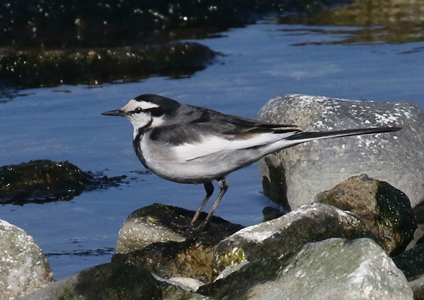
0, 159, 127, 204
0, 42, 216, 88
316, 174, 417, 256
278, 0, 424, 45
0, 0, 332, 48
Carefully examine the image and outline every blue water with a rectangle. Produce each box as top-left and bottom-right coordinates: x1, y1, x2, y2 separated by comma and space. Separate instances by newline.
1, 19, 424, 280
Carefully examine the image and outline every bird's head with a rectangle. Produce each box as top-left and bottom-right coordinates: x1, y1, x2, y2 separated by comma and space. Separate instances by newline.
102, 94, 181, 131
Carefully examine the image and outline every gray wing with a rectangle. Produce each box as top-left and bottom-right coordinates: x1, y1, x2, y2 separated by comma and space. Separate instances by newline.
148, 105, 301, 146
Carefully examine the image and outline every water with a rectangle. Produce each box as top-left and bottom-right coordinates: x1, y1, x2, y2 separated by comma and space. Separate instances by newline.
1, 19, 424, 280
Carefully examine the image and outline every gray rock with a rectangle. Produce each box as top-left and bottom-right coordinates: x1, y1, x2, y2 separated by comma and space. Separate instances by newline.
408, 275, 424, 300
201, 238, 413, 300
393, 243, 424, 281
256, 94, 424, 211
165, 276, 205, 292
212, 203, 375, 276
115, 203, 243, 255
161, 283, 210, 300
316, 174, 416, 256
115, 240, 216, 283
20, 263, 161, 300
115, 208, 186, 255
152, 274, 210, 299
114, 203, 243, 284
0, 219, 53, 299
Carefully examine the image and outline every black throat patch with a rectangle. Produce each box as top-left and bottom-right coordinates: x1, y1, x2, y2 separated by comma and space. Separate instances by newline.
132, 121, 152, 169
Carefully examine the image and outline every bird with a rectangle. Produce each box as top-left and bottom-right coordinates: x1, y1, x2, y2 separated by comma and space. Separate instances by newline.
102, 94, 401, 229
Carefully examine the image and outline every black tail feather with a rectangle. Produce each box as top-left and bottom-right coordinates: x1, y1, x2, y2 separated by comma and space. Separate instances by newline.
286, 126, 402, 141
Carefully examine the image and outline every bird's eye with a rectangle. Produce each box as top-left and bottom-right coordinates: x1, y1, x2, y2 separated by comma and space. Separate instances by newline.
134, 107, 143, 114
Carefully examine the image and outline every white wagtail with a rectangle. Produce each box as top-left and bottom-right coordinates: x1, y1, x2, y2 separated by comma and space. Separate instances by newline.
102, 94, 401, 229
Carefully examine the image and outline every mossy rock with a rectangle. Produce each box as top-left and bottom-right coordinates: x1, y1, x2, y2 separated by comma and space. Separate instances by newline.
0, 159, 126, 204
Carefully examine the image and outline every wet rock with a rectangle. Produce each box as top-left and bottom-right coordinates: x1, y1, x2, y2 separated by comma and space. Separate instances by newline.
0, 159, 91, 204
0, 42, 216, 88
115, 203, 243, 255
261, 206, 285, 221
256, 94, 423, 212
212, 203, 375, 277
161, 282, 210, 300
279, 0, 424, 45
393, 244, 424, 281
0, 0, 331, 48
0, 159, 127, 204
153, 275, 209, 299
0, 219, 54, 299
316, 174, 416, 256
414, 205, 424, 224
113, 203, 243, 283
200, 238, 413, 300
116, 240, 215, 284
114, 205, 187, 255
160, 276, 205, 292
20, 263, 161, 300
408, 276, 424, 300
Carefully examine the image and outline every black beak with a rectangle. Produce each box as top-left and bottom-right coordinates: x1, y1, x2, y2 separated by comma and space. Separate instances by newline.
101, 109, 125, 117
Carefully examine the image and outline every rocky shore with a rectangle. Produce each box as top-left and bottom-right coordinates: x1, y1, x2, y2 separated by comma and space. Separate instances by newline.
1, 94, 424, 299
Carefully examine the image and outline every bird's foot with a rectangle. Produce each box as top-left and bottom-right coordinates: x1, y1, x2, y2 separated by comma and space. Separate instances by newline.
189, 220, 210, 232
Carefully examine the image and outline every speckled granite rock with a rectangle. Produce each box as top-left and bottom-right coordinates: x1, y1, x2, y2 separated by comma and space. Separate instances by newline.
257, 94, 423, 212
0, 219, 54, 299
212, 203, 375, 277
200, 238, 413, 300
316, 174, 416, 256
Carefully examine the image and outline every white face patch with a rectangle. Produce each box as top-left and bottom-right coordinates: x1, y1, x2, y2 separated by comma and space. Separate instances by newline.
121, 99, 159, 113
120, 99, 160, 130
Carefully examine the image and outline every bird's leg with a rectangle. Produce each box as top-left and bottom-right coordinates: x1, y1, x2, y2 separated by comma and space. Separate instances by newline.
190, 182, 214, 226
199, 178, 229, 230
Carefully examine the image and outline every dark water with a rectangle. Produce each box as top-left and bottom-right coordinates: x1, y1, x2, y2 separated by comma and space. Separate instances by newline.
1, 18, 424, 280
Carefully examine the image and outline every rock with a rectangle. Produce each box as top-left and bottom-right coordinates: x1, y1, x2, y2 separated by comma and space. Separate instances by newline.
408, 276, 424, 300
256, 94, 423, 212
113, 203, 243, 283
164, 276, 205, 292
261, 206, 285, 221
0, 159, 91, 204
20, 263, 161, 300
316, 174, 416, 256
115, 240, 215, 283
0, 0, 325, 49
162, 283, 210, 300
200, 238, 413, 300
278, 0, 424, 45
115, 203, 243, 255
115, 205, 187, 255
0, 159, 127, 204
153, 274, 209, 299
0, 219, 54, 299
393, 243, 424, 281
212, 203, 375, 277
1, 42, 216, 89
414, 204, 424, 224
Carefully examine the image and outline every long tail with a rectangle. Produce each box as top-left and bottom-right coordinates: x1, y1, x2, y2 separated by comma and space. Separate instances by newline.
285, 126, 402, 142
